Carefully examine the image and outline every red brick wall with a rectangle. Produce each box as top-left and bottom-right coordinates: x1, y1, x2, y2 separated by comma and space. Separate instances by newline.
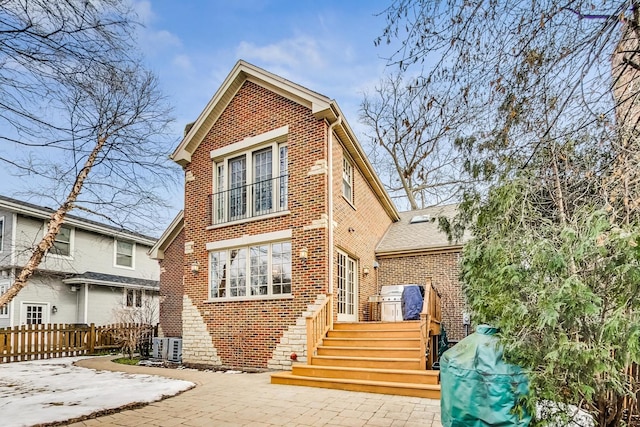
182, 81, 330, 369
158, 228, 184, 338
332, 143, 393, 321
377, 251, 468, 341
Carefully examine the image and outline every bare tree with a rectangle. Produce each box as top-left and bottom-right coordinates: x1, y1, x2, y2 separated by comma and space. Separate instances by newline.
360, 73, 468, 209
112, 291, 158, 359
0, 1, 176, 308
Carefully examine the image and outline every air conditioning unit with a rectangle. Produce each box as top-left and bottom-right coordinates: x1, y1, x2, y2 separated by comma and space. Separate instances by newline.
152, 337, 169, 359
167, 338, 182, 363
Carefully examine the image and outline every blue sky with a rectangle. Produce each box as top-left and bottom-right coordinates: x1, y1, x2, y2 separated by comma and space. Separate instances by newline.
1, 0, 401, 232
136, 0, 396, 139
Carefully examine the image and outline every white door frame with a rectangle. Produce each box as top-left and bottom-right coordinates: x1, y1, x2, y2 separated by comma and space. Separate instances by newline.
336, 250, 358, 322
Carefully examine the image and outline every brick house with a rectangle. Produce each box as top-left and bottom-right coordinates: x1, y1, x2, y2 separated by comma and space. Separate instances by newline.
151, 61, 467, 370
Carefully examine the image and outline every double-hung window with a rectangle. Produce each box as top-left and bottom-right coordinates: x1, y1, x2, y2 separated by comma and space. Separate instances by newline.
210, 241, 291, 299
51, 225, 72, 257
212, 142, 288, 225
342, 155, 353, 203
115, 240, 134, 268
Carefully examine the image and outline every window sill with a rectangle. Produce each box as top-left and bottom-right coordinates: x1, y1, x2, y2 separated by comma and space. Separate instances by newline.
207, 210, 291, 230
341, 195, 356, 211
205, 293, 294, 303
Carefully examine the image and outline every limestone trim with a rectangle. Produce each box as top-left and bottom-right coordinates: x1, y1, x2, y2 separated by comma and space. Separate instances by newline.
267, 294, 328, 371
181, 295, 222, 366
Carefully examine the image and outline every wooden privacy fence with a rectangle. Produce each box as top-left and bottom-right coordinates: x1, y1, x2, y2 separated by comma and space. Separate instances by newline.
0, 323, 153, 363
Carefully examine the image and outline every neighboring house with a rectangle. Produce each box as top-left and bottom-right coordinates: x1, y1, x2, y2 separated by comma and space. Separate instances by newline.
0, 195, 160, 328
151, 60, 466, 370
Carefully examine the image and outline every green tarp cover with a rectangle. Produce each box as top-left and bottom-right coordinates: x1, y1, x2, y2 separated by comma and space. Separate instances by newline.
440, 325, 531, 426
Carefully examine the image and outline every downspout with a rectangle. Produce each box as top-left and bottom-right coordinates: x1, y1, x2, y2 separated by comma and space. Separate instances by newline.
83, 283, 88, 324
327, 116, 341, 295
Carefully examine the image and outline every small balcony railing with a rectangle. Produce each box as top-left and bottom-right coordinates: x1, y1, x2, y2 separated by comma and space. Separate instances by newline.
208, 174, 288, 226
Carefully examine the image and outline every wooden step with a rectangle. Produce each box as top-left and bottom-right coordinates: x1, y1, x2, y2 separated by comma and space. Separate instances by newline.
322, 337, 420, 348
311, 355, 423, 370
333, 321, 420, 330
327, 329, 420, 339
270, 371, 441, 399
317, 346, 419, 358
291, 365, 439, 385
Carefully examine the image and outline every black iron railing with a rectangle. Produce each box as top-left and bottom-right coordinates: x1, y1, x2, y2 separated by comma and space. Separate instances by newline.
208, 175, 288, 226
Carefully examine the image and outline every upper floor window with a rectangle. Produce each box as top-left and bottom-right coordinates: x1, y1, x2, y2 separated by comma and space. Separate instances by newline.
51, 225, 72, 257
115, 240, 134, 268
211, 142, 288, 225
0, 216, 4, 252
209, 240, 291, 300
342, 156, 353, 203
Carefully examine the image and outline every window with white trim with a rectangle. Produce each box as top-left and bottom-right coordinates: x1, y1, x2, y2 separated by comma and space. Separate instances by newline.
210, 241, 291, 299
342, 155, 353, 203
337, 251, 357, 317
125, 288, 143, 308
0, 282, 8, 316
25, 304, 45, 324
0, 217, 4, 252
212, 142, 288, 224
51, 225, 72, 256
115, 240, 134, 268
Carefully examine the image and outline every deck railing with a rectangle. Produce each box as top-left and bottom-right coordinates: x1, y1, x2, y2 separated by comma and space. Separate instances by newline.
306, 294, 333, 365
0, 323, 152, 363
420, 278, 442, 369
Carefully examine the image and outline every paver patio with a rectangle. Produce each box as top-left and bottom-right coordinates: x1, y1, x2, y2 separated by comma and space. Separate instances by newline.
65, 356, 442, 427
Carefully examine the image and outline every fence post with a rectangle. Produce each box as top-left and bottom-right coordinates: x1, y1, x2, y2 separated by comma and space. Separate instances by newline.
88, 323, 96, 354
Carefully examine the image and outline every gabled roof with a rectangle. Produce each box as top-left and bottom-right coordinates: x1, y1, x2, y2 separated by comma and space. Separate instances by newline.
0, 195, 156, 246
148, 210, 183, 260
376, 204, 470, 256
172, 60, 335, 166
170, 60, 399, 221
